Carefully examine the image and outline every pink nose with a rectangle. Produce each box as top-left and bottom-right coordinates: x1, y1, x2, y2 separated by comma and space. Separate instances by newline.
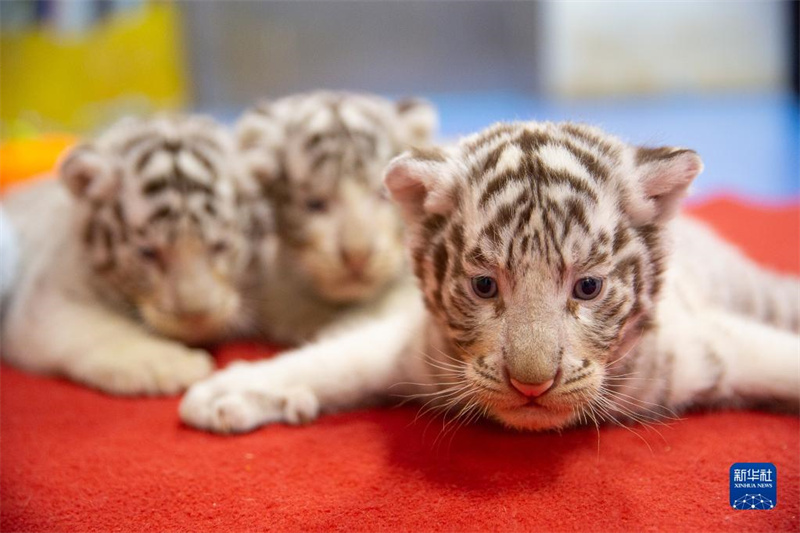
341, 248, 371, 275
510, 377, 555, 398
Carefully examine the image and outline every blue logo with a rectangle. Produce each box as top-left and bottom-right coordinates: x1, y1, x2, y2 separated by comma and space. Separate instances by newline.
730, 463, 777, 510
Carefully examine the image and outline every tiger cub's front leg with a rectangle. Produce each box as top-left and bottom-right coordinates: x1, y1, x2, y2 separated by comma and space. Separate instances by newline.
4, 287, 213, 396
67, 336, 214, 397
180, 302, 427, 433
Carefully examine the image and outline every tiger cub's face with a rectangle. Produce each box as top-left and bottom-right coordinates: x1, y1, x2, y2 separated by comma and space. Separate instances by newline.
238, 91, 437, 303
385, 122, 703, 431
61, 116, 257, 344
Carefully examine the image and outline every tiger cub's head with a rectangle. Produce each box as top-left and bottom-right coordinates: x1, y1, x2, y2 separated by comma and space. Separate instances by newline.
60, 115, 258, 344
237, 91, 437, 303
385, 122, 703, 431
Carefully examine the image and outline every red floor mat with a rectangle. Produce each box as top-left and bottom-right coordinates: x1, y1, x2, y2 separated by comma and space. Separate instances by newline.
2, 196, 799, 533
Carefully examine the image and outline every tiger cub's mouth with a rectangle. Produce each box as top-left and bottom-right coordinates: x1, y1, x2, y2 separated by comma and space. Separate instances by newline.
477, 367, 601, 430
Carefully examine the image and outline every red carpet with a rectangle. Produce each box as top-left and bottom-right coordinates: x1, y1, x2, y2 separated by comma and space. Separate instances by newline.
1, 196, 799, 532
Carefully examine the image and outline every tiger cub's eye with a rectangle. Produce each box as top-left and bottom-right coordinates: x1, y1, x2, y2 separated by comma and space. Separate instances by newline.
210, 242, 228, 255
138, 246, 160, 262
305, 199, 328, 212
471, 276, 498, 299
573, 277, 603, 300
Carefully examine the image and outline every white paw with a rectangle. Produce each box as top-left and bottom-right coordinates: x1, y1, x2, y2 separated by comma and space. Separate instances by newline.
179, 363, 320, 434
70, 345, 213, 396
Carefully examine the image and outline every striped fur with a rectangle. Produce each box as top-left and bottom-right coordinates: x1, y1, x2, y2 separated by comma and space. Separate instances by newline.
1, 115, 261, 396
235, 91, 436, 308
60, 115, 259, 343
386, 121, 799, 430
237, 91, 435, 306
179, 121, 799, 434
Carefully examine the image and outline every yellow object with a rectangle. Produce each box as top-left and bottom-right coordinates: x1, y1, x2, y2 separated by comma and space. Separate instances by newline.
0, 2, 188, 138
0, 134, 77, 195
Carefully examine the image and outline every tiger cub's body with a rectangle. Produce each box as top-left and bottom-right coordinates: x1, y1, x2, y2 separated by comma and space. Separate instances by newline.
181, 121, 799, 433
2, 116, 260, 395
237, 91, 437, 344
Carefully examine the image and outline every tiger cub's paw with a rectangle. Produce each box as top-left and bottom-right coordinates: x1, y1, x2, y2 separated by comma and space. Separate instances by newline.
70, 344, 214, 396
179, 362, 320, 434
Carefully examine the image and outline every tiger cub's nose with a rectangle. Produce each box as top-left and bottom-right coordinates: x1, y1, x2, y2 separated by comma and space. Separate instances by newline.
510, 377, 555, 398
341, 247, 372, 276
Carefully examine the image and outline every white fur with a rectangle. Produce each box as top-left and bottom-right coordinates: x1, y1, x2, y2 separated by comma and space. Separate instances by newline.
180, 122, 799, 433
2, 115, 256, 396
0, 205, 18, 306
1, 179, 215, 395
180, 213, 800, 432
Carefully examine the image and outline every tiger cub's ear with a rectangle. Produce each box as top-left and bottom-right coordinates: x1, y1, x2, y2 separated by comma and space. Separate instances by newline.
629, 146, 703, 225
384, 147, 460, 220
395, 98, 438, 148
235, 102, 285, 187
59, 144, 119, 201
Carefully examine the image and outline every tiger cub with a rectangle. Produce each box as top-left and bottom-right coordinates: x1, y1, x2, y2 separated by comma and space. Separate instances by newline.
180, 121, 799, 433
1, 115, 259, 395
236, 91, 437, 343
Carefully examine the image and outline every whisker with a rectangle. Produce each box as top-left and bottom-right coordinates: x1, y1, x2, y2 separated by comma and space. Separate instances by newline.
591, 398, 655, 453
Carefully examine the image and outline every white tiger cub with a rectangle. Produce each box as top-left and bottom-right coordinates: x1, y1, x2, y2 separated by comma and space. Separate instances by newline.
181, 121, 799, 433
236, 91, 437, 343
1, 115, 259, 395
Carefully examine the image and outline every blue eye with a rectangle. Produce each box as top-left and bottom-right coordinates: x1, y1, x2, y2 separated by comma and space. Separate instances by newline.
573, 277, 603, 300
471, 276, 498, 299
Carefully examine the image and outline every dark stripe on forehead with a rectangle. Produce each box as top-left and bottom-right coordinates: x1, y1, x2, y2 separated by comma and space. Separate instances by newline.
548, 169, 599, 204
463, 123, 518, 151
163, 138, 182, 152
142, 178, 170, 196
560, 138, 610, 182
466, 245, 490, 269
478, 170, 520, 208
135, 146, 160, 173
514, 129, 552, 154
189, 147, 216, 176
513, 199, 534, 236
148, 205, 177, 223
564, 197, 591, 233
481, 202, 517, 244
175, 163, 214, 196
305, 133, 327, 151
481, 144, 504, 175
561, 124, 619, 160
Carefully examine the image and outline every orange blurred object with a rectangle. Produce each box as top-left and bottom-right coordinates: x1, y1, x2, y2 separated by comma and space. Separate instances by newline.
0, 134, 77, 195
